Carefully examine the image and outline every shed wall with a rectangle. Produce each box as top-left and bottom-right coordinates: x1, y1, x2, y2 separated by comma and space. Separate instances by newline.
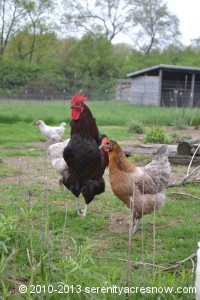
129, 76, 160, 105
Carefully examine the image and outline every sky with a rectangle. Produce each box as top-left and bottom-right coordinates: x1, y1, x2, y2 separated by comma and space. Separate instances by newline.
113, 0, 200, 46
167, 0, 200, 44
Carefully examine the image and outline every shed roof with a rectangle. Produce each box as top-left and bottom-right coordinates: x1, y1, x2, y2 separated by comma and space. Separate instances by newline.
126, 64, 200, 78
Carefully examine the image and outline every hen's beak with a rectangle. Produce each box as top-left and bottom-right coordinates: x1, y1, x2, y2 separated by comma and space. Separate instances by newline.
99, 144, 104, 150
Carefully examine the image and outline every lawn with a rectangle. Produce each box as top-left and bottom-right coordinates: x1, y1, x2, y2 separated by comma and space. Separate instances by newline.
0, 100, 199, 299
1, 99, 200, 126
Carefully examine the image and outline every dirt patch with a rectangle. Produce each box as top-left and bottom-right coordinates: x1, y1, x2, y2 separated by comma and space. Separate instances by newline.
1, 153, 59, 187
105, 211, 129, 232
1, 126, 198, 187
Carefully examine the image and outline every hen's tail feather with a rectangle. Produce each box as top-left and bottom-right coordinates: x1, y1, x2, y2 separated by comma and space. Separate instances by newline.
154, 145, 168, 159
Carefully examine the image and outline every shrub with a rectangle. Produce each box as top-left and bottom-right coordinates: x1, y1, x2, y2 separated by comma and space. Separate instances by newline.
172, 118, 188, 130
145, 127, 169, 144
127, 120, 144, 134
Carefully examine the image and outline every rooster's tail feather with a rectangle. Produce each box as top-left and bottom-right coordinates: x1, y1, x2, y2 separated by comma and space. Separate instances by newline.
82, 178, 105, 205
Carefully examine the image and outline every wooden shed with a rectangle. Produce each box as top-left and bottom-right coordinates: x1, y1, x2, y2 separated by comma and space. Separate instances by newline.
126, 64, 200, 107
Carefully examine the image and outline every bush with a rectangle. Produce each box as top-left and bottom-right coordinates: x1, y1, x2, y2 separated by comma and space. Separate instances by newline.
127, 120, 145, 134
145, 127, 169, 144
172, 118, 189, 130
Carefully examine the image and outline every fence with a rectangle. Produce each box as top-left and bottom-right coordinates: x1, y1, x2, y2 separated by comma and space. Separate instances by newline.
0, 78, 116, 101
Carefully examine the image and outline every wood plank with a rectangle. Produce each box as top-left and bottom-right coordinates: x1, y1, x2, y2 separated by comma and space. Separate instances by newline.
122, 144, 200, 165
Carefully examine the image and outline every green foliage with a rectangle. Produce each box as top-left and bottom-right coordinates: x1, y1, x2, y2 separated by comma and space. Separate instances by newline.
2, 31, 200, 101
172, 118, 189, 130
145, 127, 169, 144
0, 214, 18, 253
65, 34, 121, 98
61, 238, 108, 289
0, 61, 41, 90
127, 120, 145, 133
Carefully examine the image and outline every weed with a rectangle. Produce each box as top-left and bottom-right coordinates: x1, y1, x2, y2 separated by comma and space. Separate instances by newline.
172, 118, 189, 130
145, 127, 169, 144
127, 120, 145, 134
170, 132, 191, 143
0, 214, 18, 253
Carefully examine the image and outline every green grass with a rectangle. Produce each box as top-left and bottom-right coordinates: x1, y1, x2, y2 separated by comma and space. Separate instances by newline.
0, 180, 199, 299
0, 160, 20, 178
0, 102, 199, 299
1, 99, 200, 126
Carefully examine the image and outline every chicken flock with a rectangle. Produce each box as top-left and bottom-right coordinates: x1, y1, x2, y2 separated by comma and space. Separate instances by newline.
36, 92, 171, 233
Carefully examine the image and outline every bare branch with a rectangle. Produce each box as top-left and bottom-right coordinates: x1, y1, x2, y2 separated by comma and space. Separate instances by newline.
98, 252, 197, 272
168, 192, 200, 201
62, 0, 132, 41
187, 144, 200, 176
163, 253, 196, 272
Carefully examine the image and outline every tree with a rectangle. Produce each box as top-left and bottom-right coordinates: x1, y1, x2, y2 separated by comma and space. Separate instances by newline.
129, 0, 181, 54
62, 0, 132, 41
0, 0, 56, 61
4, 30, 58, 63
21, 0, 55, 63
63, 33, 122, 98
0, 0, 25, 57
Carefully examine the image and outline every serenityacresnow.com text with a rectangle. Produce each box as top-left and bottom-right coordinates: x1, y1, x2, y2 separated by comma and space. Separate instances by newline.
18, 284, 196, 296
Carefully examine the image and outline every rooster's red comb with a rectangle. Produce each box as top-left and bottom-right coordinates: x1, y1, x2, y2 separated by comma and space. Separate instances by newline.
71, 92, 87, 105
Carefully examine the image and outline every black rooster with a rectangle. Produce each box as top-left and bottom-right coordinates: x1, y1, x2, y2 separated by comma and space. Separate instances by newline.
62, 93, 108, 217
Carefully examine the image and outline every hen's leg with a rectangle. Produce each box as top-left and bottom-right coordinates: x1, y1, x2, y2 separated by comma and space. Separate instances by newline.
59, 177, 64, 189
132, 218, 140, 234
76, 198, 82, 215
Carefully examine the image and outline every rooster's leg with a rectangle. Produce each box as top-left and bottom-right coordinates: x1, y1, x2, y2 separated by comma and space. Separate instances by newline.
76, 198, 82, 215
81, 205, 88, 218
75, 199, 87, 217
132, 218, 140, 234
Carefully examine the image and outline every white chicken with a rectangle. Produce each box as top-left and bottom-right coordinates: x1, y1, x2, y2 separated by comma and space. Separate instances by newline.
36, 120, 66, 141
48, 139, 70, 160
48, 139, 70, 184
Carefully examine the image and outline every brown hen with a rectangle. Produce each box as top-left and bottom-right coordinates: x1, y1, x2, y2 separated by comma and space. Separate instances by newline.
100, 139, 171, 233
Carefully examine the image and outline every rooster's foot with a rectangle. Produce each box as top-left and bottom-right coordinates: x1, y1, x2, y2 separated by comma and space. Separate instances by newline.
76, 199, 87, 217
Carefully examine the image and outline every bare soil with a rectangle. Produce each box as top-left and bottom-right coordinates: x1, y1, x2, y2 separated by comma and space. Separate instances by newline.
1, 127, 199, 187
